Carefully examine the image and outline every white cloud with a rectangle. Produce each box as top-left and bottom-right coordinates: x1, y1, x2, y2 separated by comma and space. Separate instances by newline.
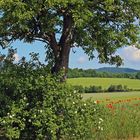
13, 53, 20, 62
77, 56, 88, 64
120, 46, 140, 63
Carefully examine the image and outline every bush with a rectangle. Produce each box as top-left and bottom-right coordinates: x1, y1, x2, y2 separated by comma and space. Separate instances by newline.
108, 85, 128, 92
72, 85, 85, 93
73, 85, 103, 93
0, 54, 102, 140
85, 86, 102, 93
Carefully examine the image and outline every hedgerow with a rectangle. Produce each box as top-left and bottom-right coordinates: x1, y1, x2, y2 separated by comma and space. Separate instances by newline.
0, 51, 103, 140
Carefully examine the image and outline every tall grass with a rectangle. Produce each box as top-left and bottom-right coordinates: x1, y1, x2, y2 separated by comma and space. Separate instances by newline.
103, 101, 140, 139
89, 95, 140, 140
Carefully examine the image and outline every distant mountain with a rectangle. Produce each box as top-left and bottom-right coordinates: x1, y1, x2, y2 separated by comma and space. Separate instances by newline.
96, 67, 140, 73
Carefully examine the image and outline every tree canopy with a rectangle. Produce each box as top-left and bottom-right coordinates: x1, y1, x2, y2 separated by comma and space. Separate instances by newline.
0, 0, 140, 76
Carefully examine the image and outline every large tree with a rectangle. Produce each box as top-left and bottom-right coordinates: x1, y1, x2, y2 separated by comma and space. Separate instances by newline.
0, 0, 140, 77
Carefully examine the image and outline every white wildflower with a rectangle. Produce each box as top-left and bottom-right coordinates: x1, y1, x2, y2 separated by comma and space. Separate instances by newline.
73, 90, 77, 94
23, 96, 27, 100
100, 127, 103, 131
84, 103, 86, 106
94, 101, 97, 104
28, 119, 31, 122
99, 118, 103, 122
98, 126, 103, 131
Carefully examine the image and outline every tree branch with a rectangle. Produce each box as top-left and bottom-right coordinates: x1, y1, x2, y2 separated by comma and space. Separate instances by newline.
49, 33, 60, 58
59, 13, 73, 47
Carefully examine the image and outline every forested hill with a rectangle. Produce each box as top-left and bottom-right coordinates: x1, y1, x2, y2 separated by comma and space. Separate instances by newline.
96, 67, 140, 73
68, 67, 140, 79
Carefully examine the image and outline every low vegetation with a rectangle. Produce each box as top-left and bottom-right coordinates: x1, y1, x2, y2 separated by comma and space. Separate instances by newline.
82, 92, 140, 140
0, 53, 103, 140
68, 77, 140, 90
72, 84, 130, 93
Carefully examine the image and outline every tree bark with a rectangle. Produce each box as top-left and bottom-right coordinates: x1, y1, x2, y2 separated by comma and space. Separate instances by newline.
50, 13, 73, 81
51, 45, 71, 81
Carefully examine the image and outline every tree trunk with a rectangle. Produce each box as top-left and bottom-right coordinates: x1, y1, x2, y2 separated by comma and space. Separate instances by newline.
50, 13, 73, 81
51, 45, 70, 81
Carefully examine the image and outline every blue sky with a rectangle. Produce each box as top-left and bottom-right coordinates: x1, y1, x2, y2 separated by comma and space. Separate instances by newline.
1, 40, 140, 70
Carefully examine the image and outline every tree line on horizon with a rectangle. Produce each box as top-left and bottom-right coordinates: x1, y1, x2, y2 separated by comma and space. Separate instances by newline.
67, 68, 140, 79
1, 59, 140, 80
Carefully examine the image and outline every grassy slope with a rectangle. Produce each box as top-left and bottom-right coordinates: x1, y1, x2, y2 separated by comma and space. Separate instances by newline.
67, 77, 140, 89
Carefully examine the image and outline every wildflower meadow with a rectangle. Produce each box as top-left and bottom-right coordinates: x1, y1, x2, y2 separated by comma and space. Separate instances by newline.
89, 93, 140, 140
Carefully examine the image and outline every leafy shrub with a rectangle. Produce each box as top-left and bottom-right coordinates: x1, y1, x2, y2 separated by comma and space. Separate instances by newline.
0, 52, 102, 140
85, 86, 102, 93
72, 85, 103, 93
108, 85, 128, 92
72, 85, 85, 93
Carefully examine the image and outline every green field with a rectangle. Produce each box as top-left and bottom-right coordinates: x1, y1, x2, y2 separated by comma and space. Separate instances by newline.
82, 91, 140, 100
82, 91, 140, 139
67, 77, 140, 90
68, 77, 140, 139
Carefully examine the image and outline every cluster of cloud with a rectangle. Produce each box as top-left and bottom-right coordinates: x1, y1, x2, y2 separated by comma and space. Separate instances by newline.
77, 56, 88, 64
120, 45, 140, 63
76, 45, 140, 69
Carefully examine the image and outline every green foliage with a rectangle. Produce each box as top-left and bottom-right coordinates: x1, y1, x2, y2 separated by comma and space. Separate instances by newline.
108, 84, 129, 92
0, 52, 103, 140
67, 68, 137, 79
72, 85, 85, 93
85, 86, 102, 93
72, 84, 130, 93
72, 85, 103, 93
0, 0, 140, 69
136, 72, 140, 79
